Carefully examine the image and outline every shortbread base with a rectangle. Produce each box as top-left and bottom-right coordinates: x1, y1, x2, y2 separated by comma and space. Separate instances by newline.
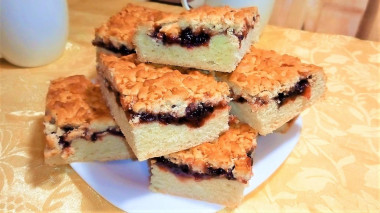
275, 115, 299, 134
231, 73, 326, 135
150, 163, 246, 207
99, 76, 230, 161
134, 27, 258, 73
44, 134, 134, 166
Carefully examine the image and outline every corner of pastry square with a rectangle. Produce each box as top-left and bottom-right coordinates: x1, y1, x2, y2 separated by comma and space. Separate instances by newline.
43, 75, 134, 165
149, 116, 258, 207
216, 46, 327, 135
44, 75, 115, 130
93, 3, 166, 55
225, 47, 325, 100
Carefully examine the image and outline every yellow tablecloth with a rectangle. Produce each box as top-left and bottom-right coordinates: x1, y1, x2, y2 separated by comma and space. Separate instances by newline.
0, 0, 379, 212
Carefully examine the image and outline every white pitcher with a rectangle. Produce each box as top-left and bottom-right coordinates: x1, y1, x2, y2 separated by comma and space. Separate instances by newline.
0, 0, 68, 67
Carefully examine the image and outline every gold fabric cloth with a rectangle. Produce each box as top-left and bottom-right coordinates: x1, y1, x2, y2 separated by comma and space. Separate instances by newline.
0, 0, 379, 212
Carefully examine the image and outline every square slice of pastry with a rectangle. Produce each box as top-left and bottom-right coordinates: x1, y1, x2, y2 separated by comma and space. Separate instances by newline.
44, 75, 134, 165
92, 4, 166, 57
134, 5, 260, 73
149, 117, 258, 207
216, 47, 327, 135
97, 53, 230, 161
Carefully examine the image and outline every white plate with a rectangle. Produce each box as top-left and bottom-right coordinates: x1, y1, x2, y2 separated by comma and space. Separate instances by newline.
71, 117, 302, 212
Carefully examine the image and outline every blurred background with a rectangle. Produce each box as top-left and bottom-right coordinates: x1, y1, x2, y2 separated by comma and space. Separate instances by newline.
154, 0, 380, 41
270, 0, 379, 41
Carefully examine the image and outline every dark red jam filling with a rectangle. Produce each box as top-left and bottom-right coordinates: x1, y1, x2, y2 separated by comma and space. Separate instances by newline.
236, 34, 245, 43
233, 77, 311, 107
154, 156, 236, 181
58, 138, 71, 149
274, 78, 311, 107
150, 14, 258, 48
92, 40, 136, 55
235, 28, 250, 44
232, 95, 268, 106
151, 27, 211, 48
57, 126, 124, 149
237, 14, 259, 43
89, 128, 124, 141
247, 149, 254, 166
130, 102, 224, 128
236, 96, 247, 103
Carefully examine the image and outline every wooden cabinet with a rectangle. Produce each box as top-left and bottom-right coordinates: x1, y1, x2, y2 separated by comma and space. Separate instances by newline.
150, 0, 379, 41
269, 0, 379, 41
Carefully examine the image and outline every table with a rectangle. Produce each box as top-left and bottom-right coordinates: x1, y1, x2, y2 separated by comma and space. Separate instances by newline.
0, 0, 379, 212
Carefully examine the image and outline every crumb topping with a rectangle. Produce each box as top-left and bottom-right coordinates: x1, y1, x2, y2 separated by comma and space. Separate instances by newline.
98, 54, 230, 117
44, 75, 115, 128
217, 47, 324, 102
95, 4, 166, 49
153, 5, 259, 37
163, 117, 257, 183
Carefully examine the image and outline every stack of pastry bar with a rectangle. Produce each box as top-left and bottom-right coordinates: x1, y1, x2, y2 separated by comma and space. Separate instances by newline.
44, 4, 326, 207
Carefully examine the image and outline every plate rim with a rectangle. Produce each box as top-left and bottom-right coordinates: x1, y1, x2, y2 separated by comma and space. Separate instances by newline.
71, 117, 303, 212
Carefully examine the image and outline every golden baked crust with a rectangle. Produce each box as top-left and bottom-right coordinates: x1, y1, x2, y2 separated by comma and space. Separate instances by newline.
152, 5, 259, 37
217, 47, 325, 102
94, 4, 166, 49
97, 53, 230, 117
44, 75, 114, 127
44, 75, 131, 163
163, 117, 257, 183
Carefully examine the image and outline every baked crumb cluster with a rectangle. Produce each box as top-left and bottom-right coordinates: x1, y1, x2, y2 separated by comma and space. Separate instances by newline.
98, 54, 230, 117
217, 47, 323, 103
94, 4, 165, 50
152, 6, 259, 38
45, 75, 114, 128
161, 117, 257, 183
44, 75, 122, 158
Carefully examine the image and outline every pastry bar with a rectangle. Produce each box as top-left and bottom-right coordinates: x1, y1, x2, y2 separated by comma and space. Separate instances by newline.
216, 47, 326, 135
92, 4, 165, 57
134, 5, 260, 73
275, 116, 299, 134
97, 53, 230, 161
44, 75, 134, 165
150, 117, 258, 207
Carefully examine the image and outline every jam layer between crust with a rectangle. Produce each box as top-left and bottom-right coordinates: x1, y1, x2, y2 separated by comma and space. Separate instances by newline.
105, 78, 227, 128
155, 156, 235, 181
150, 26, 251, 48
274, 78, 311, 106
233, 77, 312, 107
151, 27, 211, 48
92, 40, 136, 55
154, 153, 253, 183
58, 127, 124, 149
129, 102, 226, 128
